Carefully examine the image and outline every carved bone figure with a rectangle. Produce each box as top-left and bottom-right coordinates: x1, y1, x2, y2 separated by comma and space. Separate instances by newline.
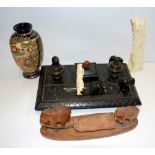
114, 106, 139, 124
128, 17, 146, 73
40, 105, 71, 128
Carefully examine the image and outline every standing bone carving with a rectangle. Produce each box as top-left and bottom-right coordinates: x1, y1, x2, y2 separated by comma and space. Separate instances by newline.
76, 64, 84, 95
40, 105, 71, 128
114, 106, 139, 124
128, 16, 147, 73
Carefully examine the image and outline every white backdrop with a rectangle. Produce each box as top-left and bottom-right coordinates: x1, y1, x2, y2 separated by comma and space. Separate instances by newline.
0, 7, 155, 67
0, 8, 155, 147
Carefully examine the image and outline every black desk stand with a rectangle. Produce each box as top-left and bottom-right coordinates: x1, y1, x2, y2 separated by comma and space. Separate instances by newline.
35, 56, 141, 111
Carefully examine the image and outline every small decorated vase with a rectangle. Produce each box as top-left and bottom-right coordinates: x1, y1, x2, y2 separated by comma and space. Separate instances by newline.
10, 22, 43, 79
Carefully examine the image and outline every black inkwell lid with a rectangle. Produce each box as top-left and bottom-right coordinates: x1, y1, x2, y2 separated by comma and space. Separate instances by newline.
13, 22, 32, 34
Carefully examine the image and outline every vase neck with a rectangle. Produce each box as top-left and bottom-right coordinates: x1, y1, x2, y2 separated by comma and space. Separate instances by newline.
13, 22, 32, 35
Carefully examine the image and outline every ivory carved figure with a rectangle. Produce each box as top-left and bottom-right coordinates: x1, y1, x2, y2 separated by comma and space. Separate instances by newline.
128, 16, 147, 73
76, 64, 84, 95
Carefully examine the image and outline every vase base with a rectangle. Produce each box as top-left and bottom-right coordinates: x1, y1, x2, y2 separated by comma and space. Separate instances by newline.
23, 70, 40, 79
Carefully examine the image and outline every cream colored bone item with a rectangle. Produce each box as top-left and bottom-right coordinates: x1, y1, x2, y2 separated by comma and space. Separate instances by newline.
76, 64, 84, 95
128, 16, 146, 73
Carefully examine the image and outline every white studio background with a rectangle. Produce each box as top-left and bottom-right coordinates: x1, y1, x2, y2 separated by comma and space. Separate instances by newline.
0, 7, 155, 147
0, 7, 155, 68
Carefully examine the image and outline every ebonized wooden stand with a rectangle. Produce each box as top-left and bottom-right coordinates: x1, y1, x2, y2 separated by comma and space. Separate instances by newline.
35, 56, 141, 111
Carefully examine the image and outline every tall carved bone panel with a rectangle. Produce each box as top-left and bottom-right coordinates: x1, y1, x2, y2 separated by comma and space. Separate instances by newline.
128, 17, 147, 73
